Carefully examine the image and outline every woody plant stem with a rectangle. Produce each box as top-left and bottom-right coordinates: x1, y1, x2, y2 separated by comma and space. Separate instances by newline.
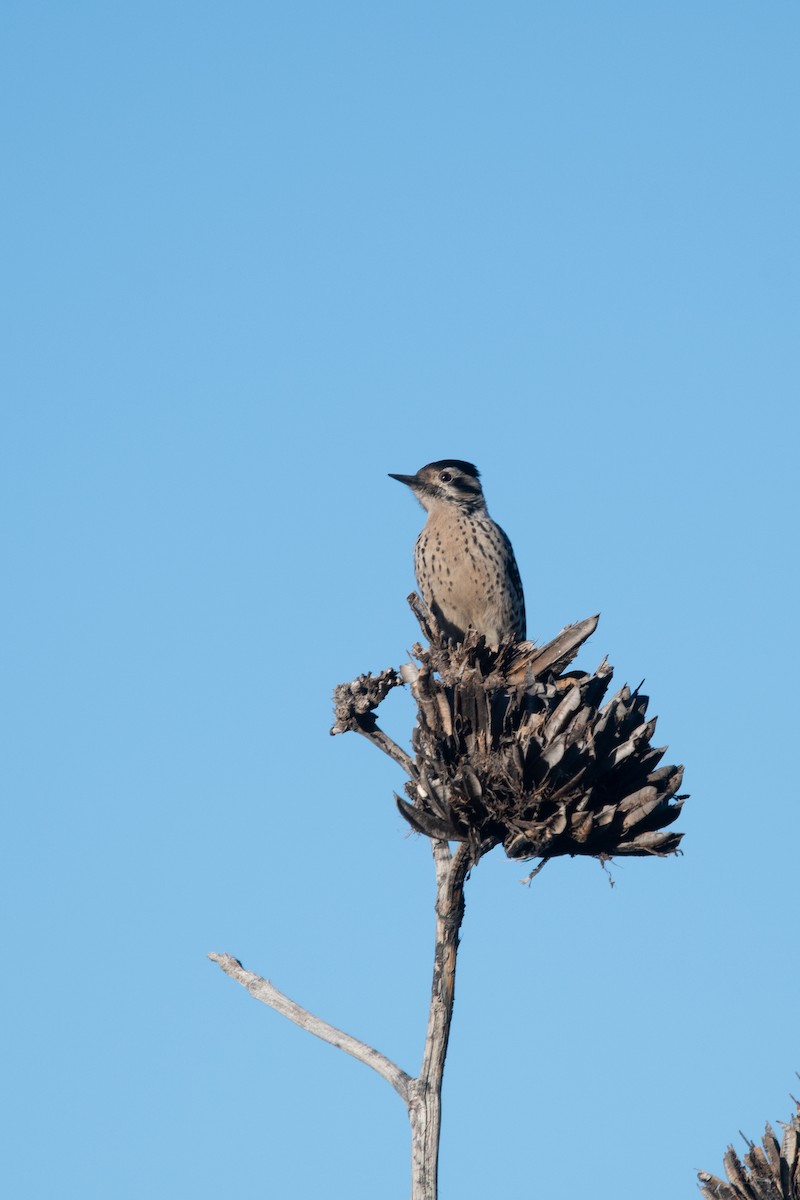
209, 837, 474, 1200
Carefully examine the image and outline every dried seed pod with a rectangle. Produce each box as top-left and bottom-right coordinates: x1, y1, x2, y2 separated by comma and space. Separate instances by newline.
393, 606, 685, 863
333, 601, 687, 869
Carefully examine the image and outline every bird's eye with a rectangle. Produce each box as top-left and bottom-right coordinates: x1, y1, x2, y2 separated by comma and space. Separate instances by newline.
439, 471, 452, 482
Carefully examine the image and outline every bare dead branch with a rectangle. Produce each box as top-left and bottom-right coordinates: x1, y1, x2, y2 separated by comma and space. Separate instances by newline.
208, 952, 412, 1102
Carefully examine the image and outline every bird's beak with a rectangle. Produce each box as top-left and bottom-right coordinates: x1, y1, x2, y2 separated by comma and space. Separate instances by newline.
388, 472, 419, 488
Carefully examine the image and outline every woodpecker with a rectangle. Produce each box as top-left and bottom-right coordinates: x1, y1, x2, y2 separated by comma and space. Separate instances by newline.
389, 459, 526, 650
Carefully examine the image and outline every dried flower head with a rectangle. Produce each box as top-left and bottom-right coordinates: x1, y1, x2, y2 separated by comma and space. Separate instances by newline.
333, 598, 686, 871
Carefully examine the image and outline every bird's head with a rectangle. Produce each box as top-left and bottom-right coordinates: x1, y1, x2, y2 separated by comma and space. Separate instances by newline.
388, 460, 486, 514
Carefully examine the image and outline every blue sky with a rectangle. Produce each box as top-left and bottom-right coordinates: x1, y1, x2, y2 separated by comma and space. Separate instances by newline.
3, 3, 799, 1197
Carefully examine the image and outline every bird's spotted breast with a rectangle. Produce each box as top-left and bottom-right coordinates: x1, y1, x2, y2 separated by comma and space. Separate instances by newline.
412, 506, 525, 648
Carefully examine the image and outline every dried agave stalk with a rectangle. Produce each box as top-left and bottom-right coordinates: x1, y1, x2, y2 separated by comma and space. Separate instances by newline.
212, 598, 688, 1200
212, 593, 687, 1200
330, 600, 687, 1196
698, 1097, 800, 1199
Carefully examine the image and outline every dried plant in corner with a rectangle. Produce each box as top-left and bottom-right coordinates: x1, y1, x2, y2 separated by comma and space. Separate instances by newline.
698, 1094, 800, 1199
211, 597, 686, 1200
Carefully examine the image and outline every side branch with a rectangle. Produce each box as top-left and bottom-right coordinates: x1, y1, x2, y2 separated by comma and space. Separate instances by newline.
331, 667, 417, 778
352, 716, 418, 778
208, 952, 412, 1102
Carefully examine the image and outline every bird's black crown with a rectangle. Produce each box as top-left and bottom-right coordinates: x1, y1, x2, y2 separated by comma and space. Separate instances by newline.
426, 459, 480, 478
